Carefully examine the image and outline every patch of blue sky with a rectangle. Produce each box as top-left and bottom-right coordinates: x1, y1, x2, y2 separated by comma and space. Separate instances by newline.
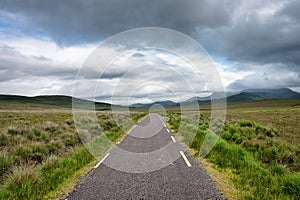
212, 56, 229, 65
30, 29, 50, 40
0, 23, 22, 40
211, 55, 236, 72
0, 22, 22, 34
0, 21, 51, 42
0, 22, 15, 29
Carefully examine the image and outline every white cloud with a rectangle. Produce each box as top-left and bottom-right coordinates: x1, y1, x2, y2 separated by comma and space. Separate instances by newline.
228, 70, 300, 90
0, 35, 97, 95
214, 62, 253, 91
0, 34, 234, 105
1, 0, 300, 103
1, 34, 96, 69
0, 75, 73, 96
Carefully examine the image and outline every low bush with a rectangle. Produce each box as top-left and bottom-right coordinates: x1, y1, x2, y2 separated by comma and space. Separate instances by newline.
1, 164, 42, 199
32, 128, 41, 137
7, 128, 27, 136
0, 133, 8, 146
238, 120, 253, 127
283, 174, 300, 198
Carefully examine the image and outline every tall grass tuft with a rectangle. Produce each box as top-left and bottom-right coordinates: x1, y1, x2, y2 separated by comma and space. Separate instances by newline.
167, 112, 300, 199
0, 111, 147, 199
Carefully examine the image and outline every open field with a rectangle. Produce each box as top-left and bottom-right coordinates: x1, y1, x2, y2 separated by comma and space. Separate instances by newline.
0, 102, 146, 199
0, 99, 299, 199
167, 99, 300, 199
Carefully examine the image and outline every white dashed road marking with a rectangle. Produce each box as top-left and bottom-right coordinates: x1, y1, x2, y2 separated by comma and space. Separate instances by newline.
94, 153, 110, 169
179, 151, 192, 167
171, 136, 176, 143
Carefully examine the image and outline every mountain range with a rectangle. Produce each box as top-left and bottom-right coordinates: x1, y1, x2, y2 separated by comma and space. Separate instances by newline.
130, 88, 300, 108
0, 88, 299, 109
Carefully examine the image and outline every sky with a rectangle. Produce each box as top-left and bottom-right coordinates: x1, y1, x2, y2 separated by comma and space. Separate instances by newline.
0, 0, 300, 105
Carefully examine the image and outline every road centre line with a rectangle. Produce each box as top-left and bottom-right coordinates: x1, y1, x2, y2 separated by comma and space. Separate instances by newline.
179, 151, 192, 167
171, 136, 176, 143
94, 153, 110, 169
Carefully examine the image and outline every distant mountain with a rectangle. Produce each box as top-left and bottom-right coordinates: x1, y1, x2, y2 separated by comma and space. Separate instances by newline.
242, 88, 300, 99
226, 92, 267, 102
185, 92, 237, 103
184, 92, 265, 105
185, 88, 300, 104
130, 88, 300, 108
0, 95, 112, 110
4, 88, 297, 110
130, 100, 179, 108
185, 96, 211, 102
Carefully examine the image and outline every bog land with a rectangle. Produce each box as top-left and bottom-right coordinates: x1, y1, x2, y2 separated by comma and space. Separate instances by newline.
0, 96, 299, 199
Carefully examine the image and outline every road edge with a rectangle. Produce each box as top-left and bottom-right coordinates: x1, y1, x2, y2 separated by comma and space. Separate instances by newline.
50, 113, 148, 200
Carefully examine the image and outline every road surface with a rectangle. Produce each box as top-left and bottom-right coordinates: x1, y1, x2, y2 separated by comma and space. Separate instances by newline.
67, 113, 224, 199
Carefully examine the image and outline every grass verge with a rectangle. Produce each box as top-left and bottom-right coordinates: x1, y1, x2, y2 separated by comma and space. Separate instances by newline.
0, 111, 147, 199
167, 110, 300, 199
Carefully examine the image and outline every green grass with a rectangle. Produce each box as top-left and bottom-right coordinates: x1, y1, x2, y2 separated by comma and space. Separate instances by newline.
167, 108, 300, 199
0, 106, 146, 199
0, 148, 95, 199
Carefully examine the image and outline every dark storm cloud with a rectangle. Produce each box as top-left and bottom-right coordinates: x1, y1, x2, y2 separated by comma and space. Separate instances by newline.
0, 0, 233, 45
191, 0, 300, 91
1, 0, 300, 94
100, 71, 126, 79
131, 53, 144, 58
2, 0, 299, 68
277, 0, 300, 22
0, 69, 24, 82
199, 0, 300, 67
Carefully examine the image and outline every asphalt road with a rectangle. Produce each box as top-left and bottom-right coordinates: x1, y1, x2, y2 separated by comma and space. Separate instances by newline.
67, 113, 224, 200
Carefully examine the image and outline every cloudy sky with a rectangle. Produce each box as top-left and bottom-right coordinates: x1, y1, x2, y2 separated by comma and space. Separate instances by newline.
0, 0, 300, 105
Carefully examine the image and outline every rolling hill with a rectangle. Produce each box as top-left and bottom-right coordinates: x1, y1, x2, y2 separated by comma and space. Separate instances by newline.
242, 88, 300, 99
0, 95, 112, 110
226, 92, 267, 102
2, 88, 299, 109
